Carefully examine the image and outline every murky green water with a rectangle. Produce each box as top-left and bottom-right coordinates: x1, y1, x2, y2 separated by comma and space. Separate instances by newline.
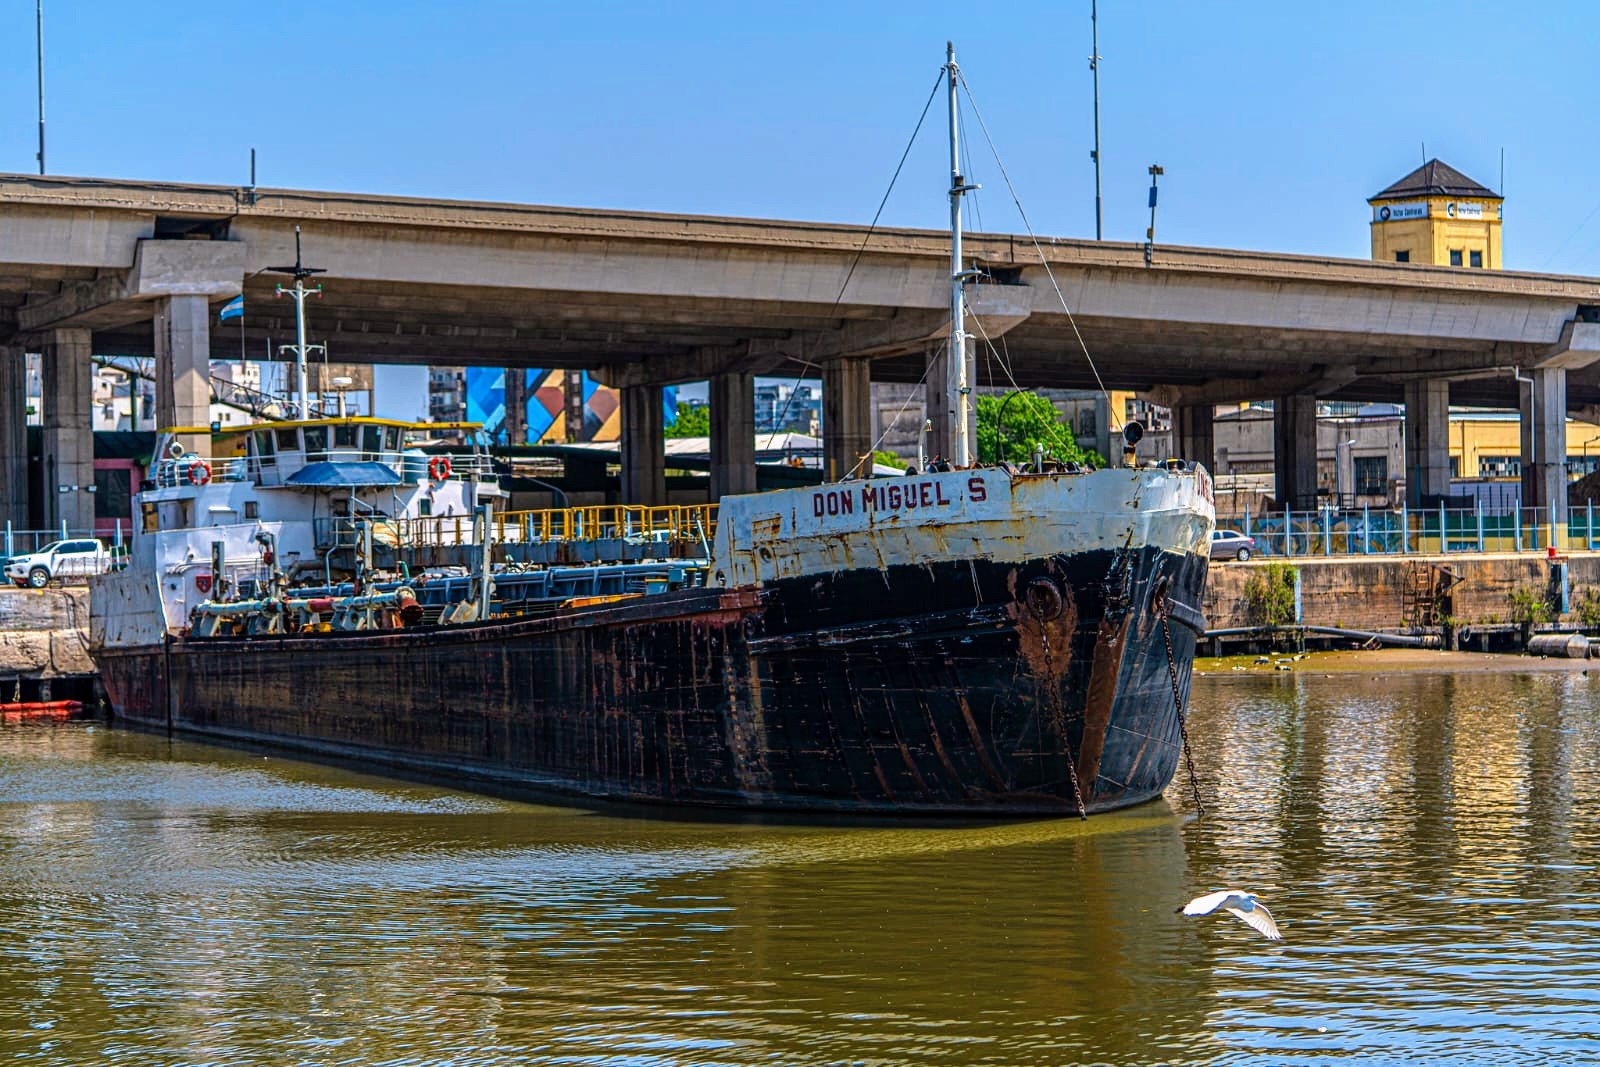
3, 669, 1600, 1065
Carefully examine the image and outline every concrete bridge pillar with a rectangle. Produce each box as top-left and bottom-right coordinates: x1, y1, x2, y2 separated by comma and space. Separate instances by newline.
922, 345, 948, 470
709, 371, 755, 502
503, 368, 528, 445
823, 358, 872, 481
1519, 366, 1568, 527
619, 383, 665, 506
1273, 392, 1318, 509
1403, 379, 1451, 507
153, 294, 212, 457
41, 328, 94, 534
0, 345, 28, 530
1175, 403, 1215, 468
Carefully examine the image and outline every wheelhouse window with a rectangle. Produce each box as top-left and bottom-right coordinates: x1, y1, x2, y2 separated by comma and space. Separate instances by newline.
334, 424, 358, 448
361, 425, 383, 456
303, 426, 328, 461
275, 428, 300, 452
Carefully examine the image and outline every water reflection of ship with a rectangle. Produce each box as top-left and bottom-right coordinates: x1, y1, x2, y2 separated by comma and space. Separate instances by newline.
484, 809, 1223, 1064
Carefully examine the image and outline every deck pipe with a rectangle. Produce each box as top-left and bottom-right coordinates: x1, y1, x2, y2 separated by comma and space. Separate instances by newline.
194, 588, 423, 623
1203, 625, 1441, 649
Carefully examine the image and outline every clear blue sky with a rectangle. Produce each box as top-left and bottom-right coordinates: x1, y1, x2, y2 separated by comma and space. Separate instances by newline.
4, 1, 1598, 411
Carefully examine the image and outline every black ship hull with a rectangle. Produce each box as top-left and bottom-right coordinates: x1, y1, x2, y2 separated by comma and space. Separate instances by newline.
96, 545, 1209, 816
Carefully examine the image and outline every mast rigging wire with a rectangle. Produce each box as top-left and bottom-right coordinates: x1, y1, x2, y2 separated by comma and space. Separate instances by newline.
768, 70, 947, 454
956, 70, 1121, 432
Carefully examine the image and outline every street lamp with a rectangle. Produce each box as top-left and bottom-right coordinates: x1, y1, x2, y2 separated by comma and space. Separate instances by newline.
520, 475, 569, 511
1582, 433, 1600, 477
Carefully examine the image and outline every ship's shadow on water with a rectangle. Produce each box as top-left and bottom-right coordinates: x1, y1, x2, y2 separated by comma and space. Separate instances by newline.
3, 670, 1600, 1064
104, 714, 1146, 831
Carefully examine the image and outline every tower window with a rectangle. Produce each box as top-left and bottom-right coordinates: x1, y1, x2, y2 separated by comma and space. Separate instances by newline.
1449, 249, 1463, 266
1394, 250, 1410, 263
1470, 250, 1483, 268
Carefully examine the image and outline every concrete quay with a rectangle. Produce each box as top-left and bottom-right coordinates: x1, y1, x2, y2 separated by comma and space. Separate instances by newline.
0, 587, 97, 702
1203, 551, 1599, 649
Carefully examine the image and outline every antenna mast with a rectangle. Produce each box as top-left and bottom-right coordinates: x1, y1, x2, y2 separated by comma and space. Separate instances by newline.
946, 42, 978, 468
35, 0, 45, 175
1090, 0, 1103, 240
265, 227, 327, 418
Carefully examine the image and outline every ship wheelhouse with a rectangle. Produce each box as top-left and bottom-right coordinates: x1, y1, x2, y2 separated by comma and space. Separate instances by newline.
130, 417, 501, 627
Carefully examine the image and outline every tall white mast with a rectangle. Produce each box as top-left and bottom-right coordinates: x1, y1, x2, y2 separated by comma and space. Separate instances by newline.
267, 226, 326, 418
291, 274, 309, 412
946, 41, 975, 468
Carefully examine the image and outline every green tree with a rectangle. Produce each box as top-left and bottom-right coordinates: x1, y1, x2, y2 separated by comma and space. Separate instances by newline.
871, 449, 907, 471
664, 403, 710, 438
974, 392, 1092, 466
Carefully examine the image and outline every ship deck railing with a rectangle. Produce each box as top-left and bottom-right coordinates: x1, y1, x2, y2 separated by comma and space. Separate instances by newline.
389, 504, 719, 549
147, 447, 498, 490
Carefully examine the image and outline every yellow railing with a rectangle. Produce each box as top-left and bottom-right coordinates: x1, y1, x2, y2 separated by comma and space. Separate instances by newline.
387, 504, 718, 548
496, 504, 719, 545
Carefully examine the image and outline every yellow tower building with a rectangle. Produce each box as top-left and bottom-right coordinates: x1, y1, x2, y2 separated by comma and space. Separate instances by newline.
1369, 159, 1503, 268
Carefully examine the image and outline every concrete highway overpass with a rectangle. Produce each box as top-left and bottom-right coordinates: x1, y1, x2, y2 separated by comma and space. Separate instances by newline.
4, 172, 1600, 530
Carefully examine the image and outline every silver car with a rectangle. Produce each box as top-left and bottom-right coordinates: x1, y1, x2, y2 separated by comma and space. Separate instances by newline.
1208, 529, 1254, 561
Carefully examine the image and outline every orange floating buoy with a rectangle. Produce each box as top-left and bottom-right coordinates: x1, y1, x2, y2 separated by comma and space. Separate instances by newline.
0, 700, 85, 724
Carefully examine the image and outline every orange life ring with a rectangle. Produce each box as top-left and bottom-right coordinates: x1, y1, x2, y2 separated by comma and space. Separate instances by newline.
188, 460, 212, 486
428, 455, 452, 482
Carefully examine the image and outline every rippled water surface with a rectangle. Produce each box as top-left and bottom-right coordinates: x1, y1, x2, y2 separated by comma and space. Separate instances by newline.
3, 669, 1600, 1065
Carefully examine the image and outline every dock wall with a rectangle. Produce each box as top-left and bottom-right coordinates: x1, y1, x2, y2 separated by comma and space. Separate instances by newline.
1204, 553, 1598, 635
0, 587, 95, 680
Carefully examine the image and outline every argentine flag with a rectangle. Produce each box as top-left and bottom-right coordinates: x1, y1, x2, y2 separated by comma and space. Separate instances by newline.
218, 295, 244, 322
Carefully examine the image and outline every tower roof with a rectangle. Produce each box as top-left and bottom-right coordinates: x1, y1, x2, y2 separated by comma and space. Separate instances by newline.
1371, 159, 1499, 202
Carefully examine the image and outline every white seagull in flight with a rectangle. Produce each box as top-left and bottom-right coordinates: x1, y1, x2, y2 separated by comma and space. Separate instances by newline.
1179, 890, 1283, 940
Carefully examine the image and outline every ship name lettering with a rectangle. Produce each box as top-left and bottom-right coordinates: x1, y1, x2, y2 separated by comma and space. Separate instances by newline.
848, 479, 954, 516
812, 488, 857, 517
968, 477, 987, 502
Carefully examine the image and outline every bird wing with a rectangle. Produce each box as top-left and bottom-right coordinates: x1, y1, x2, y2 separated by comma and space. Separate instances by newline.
1182, 890, 1236, 916
1225, 903, 1282, 940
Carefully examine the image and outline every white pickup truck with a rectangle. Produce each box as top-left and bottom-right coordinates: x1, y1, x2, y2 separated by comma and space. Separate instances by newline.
5, 539, 112, 588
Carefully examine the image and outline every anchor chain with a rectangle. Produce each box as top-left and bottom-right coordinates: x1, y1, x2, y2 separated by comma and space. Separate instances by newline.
1159, 609, 1205, 817
1037, 623, 1088, 820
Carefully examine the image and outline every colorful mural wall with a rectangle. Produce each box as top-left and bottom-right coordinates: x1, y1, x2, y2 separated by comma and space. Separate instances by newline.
463, 369, 678, 444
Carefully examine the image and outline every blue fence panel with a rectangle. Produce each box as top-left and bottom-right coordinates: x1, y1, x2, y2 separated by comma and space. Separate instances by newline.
1214, 505, 1577, 558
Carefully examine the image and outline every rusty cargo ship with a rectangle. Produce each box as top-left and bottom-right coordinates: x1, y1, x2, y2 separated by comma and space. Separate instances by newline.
88, 42, 1216, 817
91, 448, 1213, 816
